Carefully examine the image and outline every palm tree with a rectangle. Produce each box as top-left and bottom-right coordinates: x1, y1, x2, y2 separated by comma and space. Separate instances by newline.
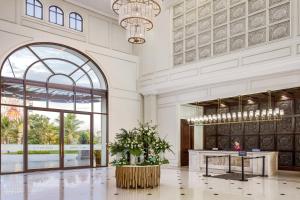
63, 113, 83, 144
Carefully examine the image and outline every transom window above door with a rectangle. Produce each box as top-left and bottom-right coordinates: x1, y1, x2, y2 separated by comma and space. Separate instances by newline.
1, 43, 107, 113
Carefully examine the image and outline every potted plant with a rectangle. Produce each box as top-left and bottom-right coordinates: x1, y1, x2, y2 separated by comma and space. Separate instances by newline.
109, 122, 173, 188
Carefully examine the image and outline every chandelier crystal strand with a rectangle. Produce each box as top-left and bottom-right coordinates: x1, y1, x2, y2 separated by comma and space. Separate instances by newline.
112, 0, 162, 44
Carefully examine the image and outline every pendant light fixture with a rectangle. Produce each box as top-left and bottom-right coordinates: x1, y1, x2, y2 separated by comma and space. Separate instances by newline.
187, 91, 284, 126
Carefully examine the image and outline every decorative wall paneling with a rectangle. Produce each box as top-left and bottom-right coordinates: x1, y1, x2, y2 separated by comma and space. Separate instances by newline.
173, 0, 291, 66
203, 97, 300, 170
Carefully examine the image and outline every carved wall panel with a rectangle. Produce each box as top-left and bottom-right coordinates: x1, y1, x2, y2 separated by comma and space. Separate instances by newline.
248, 0, 266, 14
296, 117, 300, 133
174, 28, 184, 41
174, 2, 184, 17
174, 41, 184, 54
276, 100, 293, 115
214, 25, 227, 41
295, 99, 300, 114
230, 19, 246, 36
186, 10, 197, 24
248, 11, 266, 30
260, 135, 275, 150
185, 49, 196, 62
174, 15, 184, 30
296, 152, 300, 167
204, 125, 217, 135
244, 122, 259, 135
186, 23, 197, 37
198, 45, 211, 59
205, 136, 217, 149
174, 53, 184, 65
269, 21, 290, 41
245, 136, 259, 151
213, 0, 226, 12
295, 135, 300, 151
186, 0, 196, 11
277, 134, 294, 151
214, 11, 227, 27
198, 3, 211, 19
269, 0, 287, 6
218, 124, 230, 135
230, 3, 246, 21
279, 152, 293, 166
277, 117, 293, 133
230, 35, 245, 51
198, 17, 211, 32
230, 0, 243, 5
231, 123, 243, 135
248, 28, 266, 46
218, 136, 230, 150
198, 31, 211, 46
269, 3, 290, 24
260, 121, 276, 134
213, 40, 227, 55
173, 0, 291, 66
185, 36, 197, 50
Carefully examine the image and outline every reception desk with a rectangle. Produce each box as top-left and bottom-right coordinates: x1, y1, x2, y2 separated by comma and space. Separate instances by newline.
189, 150, 278, 176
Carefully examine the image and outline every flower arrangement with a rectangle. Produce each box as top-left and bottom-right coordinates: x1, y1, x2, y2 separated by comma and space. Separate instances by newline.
109, 123, 172, 166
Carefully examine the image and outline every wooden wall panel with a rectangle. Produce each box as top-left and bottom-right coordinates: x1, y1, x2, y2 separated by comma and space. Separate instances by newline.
204, 98, 300, 170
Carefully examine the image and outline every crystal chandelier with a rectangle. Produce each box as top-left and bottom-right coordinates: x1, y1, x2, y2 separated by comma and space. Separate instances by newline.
187, 91, 284, 126
111, 0, 162, 44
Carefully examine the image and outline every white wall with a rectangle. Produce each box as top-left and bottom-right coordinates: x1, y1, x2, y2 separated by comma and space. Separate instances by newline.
139, 0, 300, 166
0, 0, 142, 146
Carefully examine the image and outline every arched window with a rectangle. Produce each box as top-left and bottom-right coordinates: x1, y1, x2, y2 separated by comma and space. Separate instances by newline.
49, 6, 64, 26
0, 43, 108, 173
26, 0, 43, 19
69, 12, 83, 32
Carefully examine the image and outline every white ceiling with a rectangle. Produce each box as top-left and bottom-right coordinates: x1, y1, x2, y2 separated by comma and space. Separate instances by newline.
65, 0, 176, 19
65, 0, 116, 18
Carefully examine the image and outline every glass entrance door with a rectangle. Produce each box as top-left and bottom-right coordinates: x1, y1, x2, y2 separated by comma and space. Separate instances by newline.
63, 113, 91, 168
27, 110, 60, 170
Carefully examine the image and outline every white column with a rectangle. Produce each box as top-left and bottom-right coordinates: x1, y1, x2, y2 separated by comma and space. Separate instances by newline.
143, 95, 157, 124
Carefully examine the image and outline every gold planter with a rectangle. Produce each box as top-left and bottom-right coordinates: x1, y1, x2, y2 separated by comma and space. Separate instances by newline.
115, 165, 160, 189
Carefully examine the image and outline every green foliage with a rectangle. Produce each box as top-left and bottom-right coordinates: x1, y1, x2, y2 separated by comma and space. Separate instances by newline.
1, 112, 90, 146
109, 122, 172, 166
28, 114, 59, 144
1, 116, 23, 144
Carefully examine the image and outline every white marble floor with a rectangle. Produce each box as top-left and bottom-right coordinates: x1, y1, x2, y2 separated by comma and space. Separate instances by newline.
1, 167, 300, 200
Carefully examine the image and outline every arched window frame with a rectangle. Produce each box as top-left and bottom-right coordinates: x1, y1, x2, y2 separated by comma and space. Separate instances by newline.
49, 6, 64, 26
69, 12, 83, 32
26, 0, 43, 19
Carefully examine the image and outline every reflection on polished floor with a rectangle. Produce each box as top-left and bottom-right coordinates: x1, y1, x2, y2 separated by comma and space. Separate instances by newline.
1, 167, 300, 200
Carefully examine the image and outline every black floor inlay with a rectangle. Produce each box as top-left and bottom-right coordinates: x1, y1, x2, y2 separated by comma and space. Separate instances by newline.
210, 173, 258, 181
147, 193, 152, 195
180, 193, 185, 195
114, 193, 119, 195
247, 194, 252, 196
280, 193, 286, 195
213, 194, 219, 196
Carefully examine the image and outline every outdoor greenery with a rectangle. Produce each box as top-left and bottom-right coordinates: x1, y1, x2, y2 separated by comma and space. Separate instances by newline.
1, 113, 101, 147
109, 123, 172, 166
